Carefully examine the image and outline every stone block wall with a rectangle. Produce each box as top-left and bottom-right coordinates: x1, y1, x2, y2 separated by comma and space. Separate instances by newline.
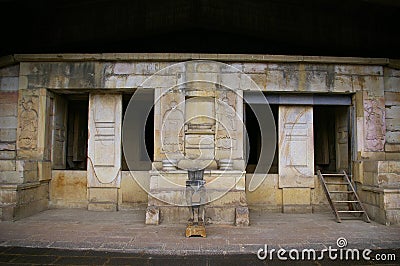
0, 65, 19, 184
246, 174, 347, 213
356, 67, 400, 225
49, 170, 87, 208
0, 65, 19, 220
0, 64, 50, 220
384, 67, 400, 156
118, 171, 149, 210
48, 170, 150, 210
0, 54, 399, 225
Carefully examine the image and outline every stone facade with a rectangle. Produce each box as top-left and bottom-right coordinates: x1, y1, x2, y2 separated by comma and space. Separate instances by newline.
0, 53, 398, 225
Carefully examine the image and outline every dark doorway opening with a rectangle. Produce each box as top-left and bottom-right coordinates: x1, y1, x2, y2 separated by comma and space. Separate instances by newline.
121, 93, 154, 171
314, 105, 350, 174
245, 104, 278, 174
66, 99, 88, 170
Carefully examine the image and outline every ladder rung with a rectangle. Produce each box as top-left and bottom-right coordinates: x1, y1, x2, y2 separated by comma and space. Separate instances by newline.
333, 200, 359, 203
330, 191, 353, 193
325, 182, 348, 185
337, 210, 365, 213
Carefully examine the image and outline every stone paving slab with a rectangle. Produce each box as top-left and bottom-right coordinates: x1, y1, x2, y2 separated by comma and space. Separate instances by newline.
0, 209, 399, 265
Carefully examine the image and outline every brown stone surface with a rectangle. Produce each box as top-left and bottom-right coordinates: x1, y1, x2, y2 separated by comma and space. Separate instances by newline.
49, 170, 87, 208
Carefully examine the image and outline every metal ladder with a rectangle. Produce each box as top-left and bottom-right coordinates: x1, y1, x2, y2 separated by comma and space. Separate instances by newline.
317, 170, 370, 223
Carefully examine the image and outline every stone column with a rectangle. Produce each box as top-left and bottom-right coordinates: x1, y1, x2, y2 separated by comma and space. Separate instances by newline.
87, 94, 122, 211
335, 107, 349, 171
278, 106, 314, 213
51, 94, 68, 169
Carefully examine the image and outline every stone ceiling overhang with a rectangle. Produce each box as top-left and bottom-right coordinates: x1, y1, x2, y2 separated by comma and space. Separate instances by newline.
1, 53, 399, 69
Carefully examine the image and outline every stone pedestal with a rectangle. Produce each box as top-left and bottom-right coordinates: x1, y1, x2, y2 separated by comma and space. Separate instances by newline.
235, 206, 250, 226
145, 170, 247, 225
145, 206, 160, 225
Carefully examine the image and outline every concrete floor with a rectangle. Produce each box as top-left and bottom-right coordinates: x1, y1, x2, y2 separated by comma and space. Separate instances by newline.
0, 209, 399, 265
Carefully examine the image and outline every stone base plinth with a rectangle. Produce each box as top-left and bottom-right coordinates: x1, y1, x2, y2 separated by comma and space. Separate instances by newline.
146, 170, 248, 225
145, 206, 160, 225
87, 188, 118, 212
0, 182, 49, 221
88, 202, 117, 211
282, 188, 312, 213
359, 185, 400, 225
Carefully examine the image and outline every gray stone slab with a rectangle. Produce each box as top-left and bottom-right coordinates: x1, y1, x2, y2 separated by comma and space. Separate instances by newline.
0, 208, 399, 257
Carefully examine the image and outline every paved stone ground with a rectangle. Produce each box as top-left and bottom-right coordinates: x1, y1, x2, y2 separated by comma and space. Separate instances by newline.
0, 209, 399, 265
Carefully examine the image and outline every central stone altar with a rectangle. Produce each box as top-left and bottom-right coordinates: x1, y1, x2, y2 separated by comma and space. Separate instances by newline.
145, 61, 249, 226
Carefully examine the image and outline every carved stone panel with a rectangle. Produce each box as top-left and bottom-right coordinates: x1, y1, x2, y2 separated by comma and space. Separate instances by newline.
87, 94, 122, 187
16, 89, 49, 161
51, 95, 68, 169
364, 98, 385, 152
215, 90, 243, 161
279, 106, 314, 188
161, 97, 184, 154
18, 96, 39, 150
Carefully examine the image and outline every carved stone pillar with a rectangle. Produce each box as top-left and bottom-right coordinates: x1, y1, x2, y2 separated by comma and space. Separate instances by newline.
51, 94, 68, 170
278, 106, 314, 213
363, 98, 386, 153
87, 94, 122, 211
335, 107, 349, 171
3, 88, 53, 220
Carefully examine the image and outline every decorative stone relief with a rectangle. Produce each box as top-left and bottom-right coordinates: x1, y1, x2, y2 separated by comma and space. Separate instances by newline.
18, 97, 38, 150
217, 97, 236, 132
364, 98, 385, 151
279, 106, 314, 188
87, 94, 122, 187
161, 100, 184, 153
216, 91, 237, 150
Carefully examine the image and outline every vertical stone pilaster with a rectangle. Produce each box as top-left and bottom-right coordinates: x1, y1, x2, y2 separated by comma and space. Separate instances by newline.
278, 106, 314, 188
363, 97, 386, 153
278, 106, 314, 213
87, 93, 122, 211
16, 88, 53, 182
17, 89, 42, 160
335, 107, 349, 171
1, 88, 53, 220
51, 94, 68, 169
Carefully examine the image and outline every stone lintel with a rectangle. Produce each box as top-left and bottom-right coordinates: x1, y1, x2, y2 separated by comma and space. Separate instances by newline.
87, 187, 118, 212
7, 53, 390, 66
